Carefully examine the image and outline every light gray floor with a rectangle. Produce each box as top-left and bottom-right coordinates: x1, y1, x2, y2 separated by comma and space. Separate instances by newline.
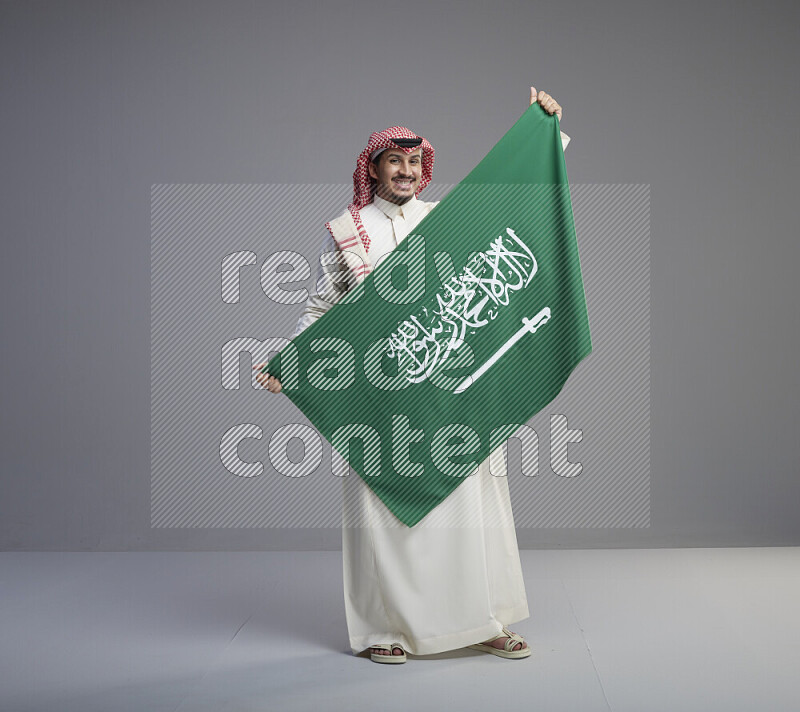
1, 548, 799, 712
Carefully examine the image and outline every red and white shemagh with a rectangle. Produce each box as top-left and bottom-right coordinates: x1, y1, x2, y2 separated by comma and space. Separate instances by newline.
347, 126, 435, 254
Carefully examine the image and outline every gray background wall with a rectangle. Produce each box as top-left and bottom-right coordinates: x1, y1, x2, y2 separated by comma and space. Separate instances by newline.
1, 0, 797, 550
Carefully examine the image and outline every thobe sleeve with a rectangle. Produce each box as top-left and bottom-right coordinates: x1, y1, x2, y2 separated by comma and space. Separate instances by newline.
560, 130, 571, 151
291, 230, 356, 339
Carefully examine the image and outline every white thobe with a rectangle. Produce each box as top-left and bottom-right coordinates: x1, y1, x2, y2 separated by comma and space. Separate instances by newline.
293, 131, 569, 655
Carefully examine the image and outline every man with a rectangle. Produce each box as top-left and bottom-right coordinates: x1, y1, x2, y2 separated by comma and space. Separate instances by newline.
256, 86, 568, 663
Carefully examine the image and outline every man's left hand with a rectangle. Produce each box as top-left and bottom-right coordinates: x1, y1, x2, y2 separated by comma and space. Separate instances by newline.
529, 86, 562, 121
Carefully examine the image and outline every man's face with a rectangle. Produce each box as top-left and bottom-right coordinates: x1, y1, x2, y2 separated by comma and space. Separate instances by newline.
368, 147, 423, 205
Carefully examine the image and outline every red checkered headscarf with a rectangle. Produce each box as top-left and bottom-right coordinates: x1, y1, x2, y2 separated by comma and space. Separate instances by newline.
345, 126, 435, 253
351, 126, 435, 209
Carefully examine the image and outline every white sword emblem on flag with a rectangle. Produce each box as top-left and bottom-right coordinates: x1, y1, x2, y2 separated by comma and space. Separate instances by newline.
453, 307, 552, 394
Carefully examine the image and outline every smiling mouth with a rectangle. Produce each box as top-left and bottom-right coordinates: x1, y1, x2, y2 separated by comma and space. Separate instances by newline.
393, 179, 414, 188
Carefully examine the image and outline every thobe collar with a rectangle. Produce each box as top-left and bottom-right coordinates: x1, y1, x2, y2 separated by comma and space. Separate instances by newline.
372, 193, 420, 221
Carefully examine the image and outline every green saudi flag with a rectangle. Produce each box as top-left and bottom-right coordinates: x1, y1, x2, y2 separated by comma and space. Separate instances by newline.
266, 104, 592, 527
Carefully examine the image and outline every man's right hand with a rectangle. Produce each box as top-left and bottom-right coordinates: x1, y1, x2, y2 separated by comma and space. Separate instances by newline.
253, 363, 282, 393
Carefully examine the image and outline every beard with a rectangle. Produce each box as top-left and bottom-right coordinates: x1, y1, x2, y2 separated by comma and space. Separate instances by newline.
374, 180, 416, 205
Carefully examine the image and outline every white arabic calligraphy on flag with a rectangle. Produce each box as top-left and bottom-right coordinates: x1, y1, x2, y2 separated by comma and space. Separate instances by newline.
386, 227, 549, 389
